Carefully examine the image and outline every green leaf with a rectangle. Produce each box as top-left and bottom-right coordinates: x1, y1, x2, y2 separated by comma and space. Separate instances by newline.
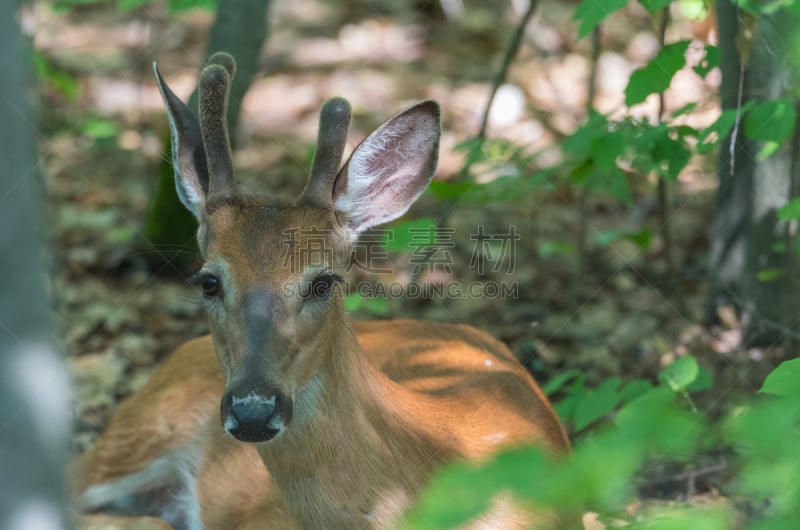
80, 117, 119, 140
543, 369, 582, 395
679, 0, 710, 19
652, 132, 692, 181
562, 111, 608, 154
671, 102, 698, 118
615, 387, 700, 455
574, 0, 629, 39
756, 141, 782, 160
625, 40, 691, 106
659, 356, 699, 392
693, 45, 720, 78
426, 180, 476, 200
168, 0, 217, 12
745, 99, 797, 145
574, 377, 623, 431
635, 505, 732, 530
605, 166, 633, 204
638, 0, 672, 13
120, 0, 154, 10
344, 294, 389, 315
731, 0, 761, 14
761, 358, 800, 397
381, 218, 438, 253
454, 137, 489, 168
686, 366, 713, 392
697, 109, 741, 154
402, 460, 492, 529
538, 240, 573, 257
734, 0, 800, 15
34, 53, 79, 102
625, 228, 652, 249
756, 268, 784, 282
778, 197, 800, 221
619, 379, 654, 403
553, 373, 587, 425
592, 130, 626, 170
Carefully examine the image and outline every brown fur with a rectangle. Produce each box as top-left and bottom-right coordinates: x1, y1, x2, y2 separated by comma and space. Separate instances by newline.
75, 319, 568, 529
75, 60, 570, 529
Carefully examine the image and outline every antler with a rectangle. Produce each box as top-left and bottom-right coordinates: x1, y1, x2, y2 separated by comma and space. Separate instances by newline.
199, 53, 237, 196
302, 97, 352, 208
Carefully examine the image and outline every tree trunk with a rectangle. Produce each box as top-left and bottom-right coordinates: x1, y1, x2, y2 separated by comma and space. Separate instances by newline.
708, 1, 800, 348
0, 2, 71, 528
141, 0, 271, 273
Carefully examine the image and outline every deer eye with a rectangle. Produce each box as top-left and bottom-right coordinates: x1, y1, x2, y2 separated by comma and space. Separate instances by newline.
305, 273, 342, 300
202, 275, 220, 297
191, 273, 221, 298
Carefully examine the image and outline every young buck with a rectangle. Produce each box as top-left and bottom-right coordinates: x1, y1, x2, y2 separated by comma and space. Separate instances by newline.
73, 52, 570, 530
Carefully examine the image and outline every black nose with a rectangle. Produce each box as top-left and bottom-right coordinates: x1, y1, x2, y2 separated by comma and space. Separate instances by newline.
222, 393, 281, 443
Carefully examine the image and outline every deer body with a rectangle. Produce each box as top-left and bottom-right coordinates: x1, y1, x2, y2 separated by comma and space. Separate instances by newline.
259, 320, 567, 528
73, 53, 569, 530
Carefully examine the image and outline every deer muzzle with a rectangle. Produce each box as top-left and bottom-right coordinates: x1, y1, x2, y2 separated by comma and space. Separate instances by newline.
221, 382, 292, 442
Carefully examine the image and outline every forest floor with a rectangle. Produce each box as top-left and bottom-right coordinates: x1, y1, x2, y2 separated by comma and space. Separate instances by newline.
35, 0, 784, 524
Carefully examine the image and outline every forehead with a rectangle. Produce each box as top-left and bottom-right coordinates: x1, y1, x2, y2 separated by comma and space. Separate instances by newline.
201, 196, 345, 274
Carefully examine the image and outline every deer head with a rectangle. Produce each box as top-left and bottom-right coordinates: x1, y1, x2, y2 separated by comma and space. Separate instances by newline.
153, 53, 440, 443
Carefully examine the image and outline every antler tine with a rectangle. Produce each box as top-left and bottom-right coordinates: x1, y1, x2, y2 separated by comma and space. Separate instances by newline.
199, 62, 236, 196
206, 51, 236, 79
302, 97, 352, 208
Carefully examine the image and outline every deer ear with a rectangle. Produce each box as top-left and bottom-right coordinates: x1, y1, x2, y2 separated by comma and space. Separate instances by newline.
333, 100, 440, 236
153, 62, 208, 219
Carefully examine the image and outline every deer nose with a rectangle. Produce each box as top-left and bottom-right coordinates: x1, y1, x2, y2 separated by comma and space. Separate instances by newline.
222, 392, 282, 443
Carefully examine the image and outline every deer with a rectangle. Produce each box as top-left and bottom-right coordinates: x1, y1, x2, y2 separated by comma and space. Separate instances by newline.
72, 52, 571, 530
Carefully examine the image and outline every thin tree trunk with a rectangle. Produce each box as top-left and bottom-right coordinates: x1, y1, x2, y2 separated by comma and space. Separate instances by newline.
708, 1, 800, 347
0, 2, 71, 528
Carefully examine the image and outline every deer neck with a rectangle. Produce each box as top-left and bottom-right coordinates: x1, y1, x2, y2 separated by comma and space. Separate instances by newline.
256, 316, 452, 528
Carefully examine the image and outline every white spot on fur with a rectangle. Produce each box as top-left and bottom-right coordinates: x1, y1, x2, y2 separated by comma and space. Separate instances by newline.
223, 414, 238, 433
484, 359, 493, 367
368, 489, 410, 523
483, 432, 506, 444
6, 498, 64, 530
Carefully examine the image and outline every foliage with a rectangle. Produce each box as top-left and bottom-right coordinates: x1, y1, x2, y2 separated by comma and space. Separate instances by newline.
744, 99, 798, 159
401, 1, 800, 527
34, 52, 79, 103
404, 358, 800, 529
453, 0, 799, 266
53, 0, 217, 13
